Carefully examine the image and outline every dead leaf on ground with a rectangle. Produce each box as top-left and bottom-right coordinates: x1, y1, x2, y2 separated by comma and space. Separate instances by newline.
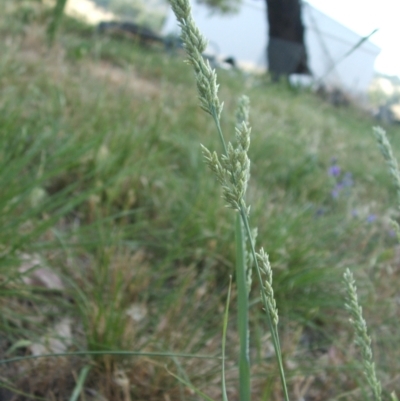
18, 253, 64, 290
30, 318, 73, 356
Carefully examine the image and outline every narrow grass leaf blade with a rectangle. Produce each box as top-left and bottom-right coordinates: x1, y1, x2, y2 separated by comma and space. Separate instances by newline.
0, 381, 46, 401
235, 213, 251, 401
222, 276, 232, 401
166, 368, 216, 401
47, 0, 68, 43
5, 340, 32, 356
69, 365, 91, 401
0, 350, 220, 365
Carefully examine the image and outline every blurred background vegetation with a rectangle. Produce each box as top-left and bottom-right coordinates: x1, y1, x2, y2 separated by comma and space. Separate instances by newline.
91, 0, 168, 30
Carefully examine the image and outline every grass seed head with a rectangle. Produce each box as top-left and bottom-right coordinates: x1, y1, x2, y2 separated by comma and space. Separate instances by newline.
169, 0, 222, 117
344, 268, 382, 401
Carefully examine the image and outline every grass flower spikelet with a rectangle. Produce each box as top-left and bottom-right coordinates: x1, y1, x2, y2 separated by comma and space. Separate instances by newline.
343, 268, 382, 401
373, 126, 400, 209
373, 126, 400, 240
201, 144, 242, 210
236, 95, 250, 125
256, 248, 279, 327
168, 0, 222, 117
201, 130, 250, 211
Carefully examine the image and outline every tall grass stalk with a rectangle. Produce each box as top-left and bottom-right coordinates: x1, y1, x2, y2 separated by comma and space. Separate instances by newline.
373, 126, 400, 239
373, 127, 400, 400
222, 276, 233, 401
343, 268, 382, 401
168, 0, 289, 399
341, 126, 399, 401
47, 0, 67, 43
235, 215, 250, 400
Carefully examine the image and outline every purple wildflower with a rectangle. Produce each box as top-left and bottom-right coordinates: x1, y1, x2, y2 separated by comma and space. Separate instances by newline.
331, 187, 340, 199
366, 214, 376, 223
336, 182, 345, 190
331, 181, 345, 199
328, 165, 341, 177
341, 172, 354, 187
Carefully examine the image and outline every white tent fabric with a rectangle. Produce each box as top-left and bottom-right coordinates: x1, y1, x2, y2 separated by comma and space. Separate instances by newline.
303, 3, 380, 94
163, 0, 267, 72
162, 1, 381, 95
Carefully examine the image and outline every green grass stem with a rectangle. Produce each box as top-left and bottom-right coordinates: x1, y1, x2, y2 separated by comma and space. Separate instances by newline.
222, 276, 232, 401
0, 350, 221, 366
47, 0, 68, 43
69, 365, 91, 401
166, 369, 216, 401
213, 94, 290, 401
239, 207, 289, 401
235, 215, 251, 401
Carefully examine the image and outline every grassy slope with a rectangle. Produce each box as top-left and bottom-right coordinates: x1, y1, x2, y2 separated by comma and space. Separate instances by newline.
1, 2, 400, 400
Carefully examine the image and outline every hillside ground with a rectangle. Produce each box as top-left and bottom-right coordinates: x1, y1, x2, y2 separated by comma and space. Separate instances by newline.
1, 2, 400, 400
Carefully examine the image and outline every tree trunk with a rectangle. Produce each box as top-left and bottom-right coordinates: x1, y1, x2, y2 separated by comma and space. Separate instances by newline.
266, 0, 310, 79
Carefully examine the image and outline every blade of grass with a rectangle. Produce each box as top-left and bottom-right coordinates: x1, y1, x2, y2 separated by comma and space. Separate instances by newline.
166, 368, 217, 401
235, 214, 250, 401
222, 276, 232, 401
69, 365, 92, 401
47, 0, 68, 43
0, 350, 221, 366
0, 381, 47, 401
